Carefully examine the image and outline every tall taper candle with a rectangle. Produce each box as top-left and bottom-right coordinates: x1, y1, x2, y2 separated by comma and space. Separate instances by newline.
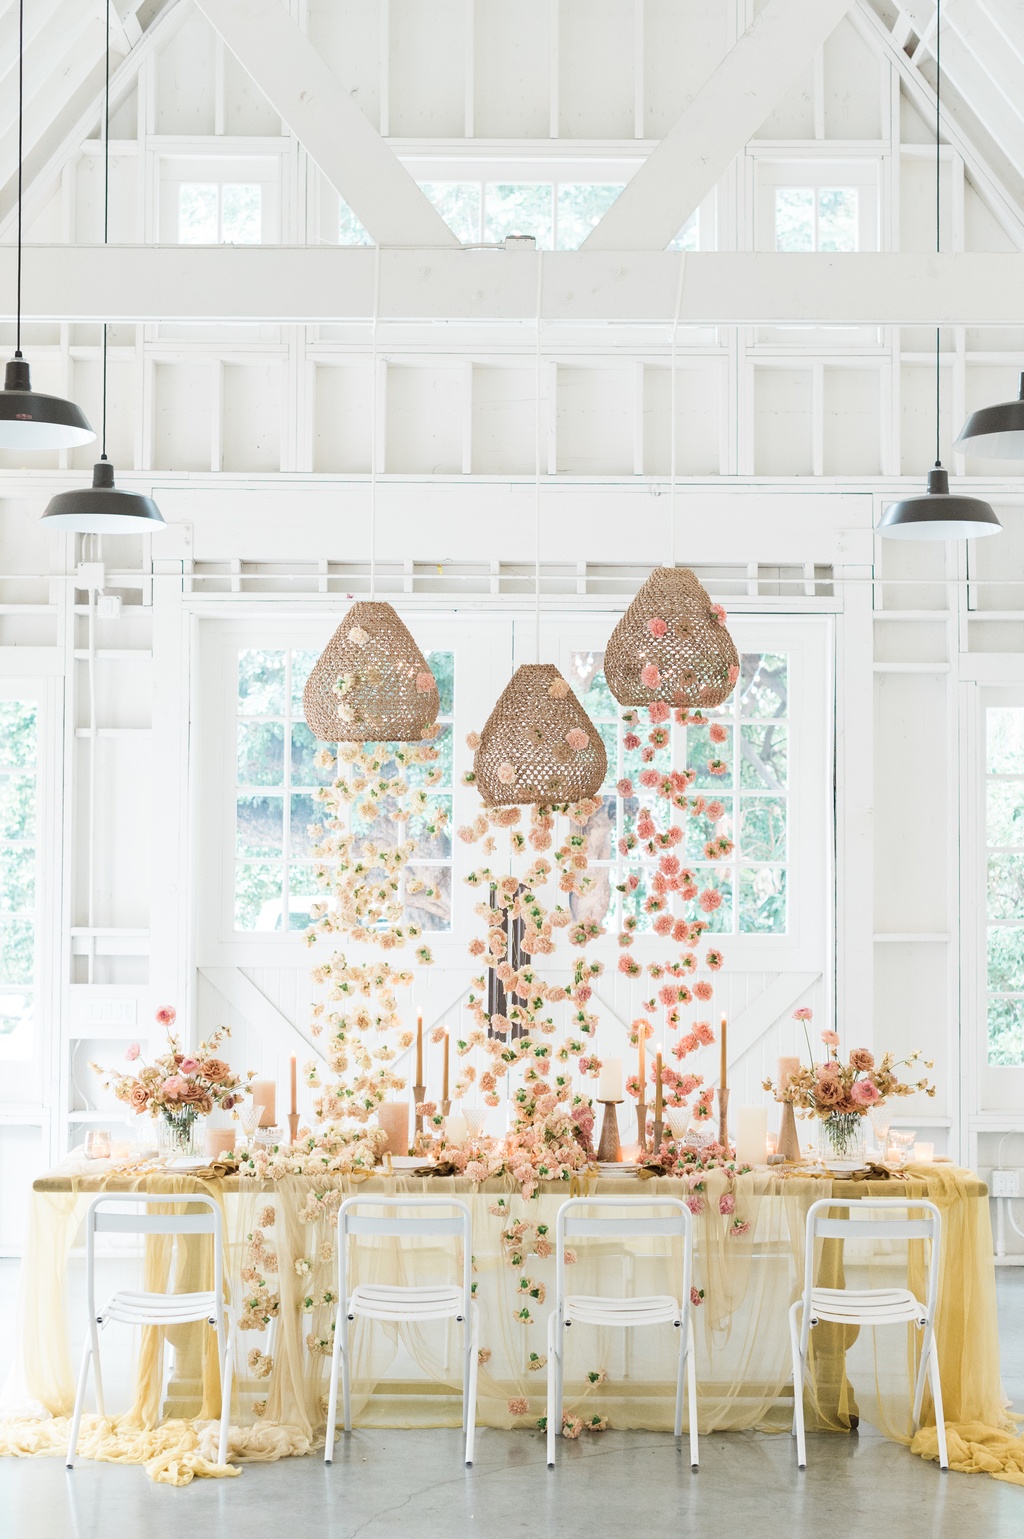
720, 1014, 728, 1091
654, 1049, 663, 1119
416, 1009, 423, 1085
638, 1026, 645, 1092
290, 1055, 297, 1117
442, 1027, 449, 1104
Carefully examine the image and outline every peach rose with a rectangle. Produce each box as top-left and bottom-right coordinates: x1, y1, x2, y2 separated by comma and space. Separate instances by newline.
199, 1058, 232, 1083
849, 1048, 875, 1072
815, 1075, 845, 1107
127, 1082, 150, 1112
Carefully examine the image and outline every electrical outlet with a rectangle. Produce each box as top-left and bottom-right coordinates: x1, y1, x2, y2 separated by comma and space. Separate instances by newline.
97, 594, 122, 620
992, 1169, 1021, 1198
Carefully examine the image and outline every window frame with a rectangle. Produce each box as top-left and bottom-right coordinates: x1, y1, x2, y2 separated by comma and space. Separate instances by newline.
158, 153, 283, 244
754, 158, 880, 254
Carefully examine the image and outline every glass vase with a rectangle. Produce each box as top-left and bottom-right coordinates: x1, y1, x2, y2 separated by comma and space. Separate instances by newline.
819, 1112, 867, 1165
157, 1106, 205, 1159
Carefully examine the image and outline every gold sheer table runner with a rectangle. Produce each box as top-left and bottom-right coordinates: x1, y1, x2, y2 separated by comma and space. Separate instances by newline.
2, 1160, 1022, 1487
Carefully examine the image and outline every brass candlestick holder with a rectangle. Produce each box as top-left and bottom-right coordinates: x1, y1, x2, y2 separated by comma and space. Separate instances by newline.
635, 1099, 648, 1154
597, 1099, 623, 1163
717, 1086, 730, 1153
777, 1099, 801, 1162
287, 1112, 300, 1146
413, 1083, 426, 1137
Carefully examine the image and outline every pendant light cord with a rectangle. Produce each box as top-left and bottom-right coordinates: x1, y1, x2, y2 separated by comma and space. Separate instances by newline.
534, 251, 543, 665
101, 0, 111, 461
934, 0, 941, 470
369, 241, 381, 601
15, 0, 22, 358
669, 252, 685, 568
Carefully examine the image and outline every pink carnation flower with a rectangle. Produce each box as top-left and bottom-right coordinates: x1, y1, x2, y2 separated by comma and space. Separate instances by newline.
690, 1286, 703, 1308
718, 1193, 736, 1216
709, 722, 728, 744
693, 981, 713, 1002
648, 701, 670, 724
698, 888, 722, 913
648, 617, 668, 638
415, 671, 436, 693
686, 1195, 705, 1216
727, 664, 740, 684
640, 664, 661, 689
617, 778, 634, 798
565, 728, 589, 752
497, 762, 517, 785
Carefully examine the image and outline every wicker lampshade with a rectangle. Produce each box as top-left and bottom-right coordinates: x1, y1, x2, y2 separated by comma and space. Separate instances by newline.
474, 664, 608, 807
303, 601, 439, 743
604, 567, 739, 710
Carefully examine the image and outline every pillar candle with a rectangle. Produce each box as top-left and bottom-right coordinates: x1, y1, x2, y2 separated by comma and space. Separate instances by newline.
206, 1127, 236, 1160
654, 1050, 663, 1119
720, 1014, 728, 1091
442, 1028, 449, 1103
778, 1055, 801, 1090
415, 1009, 423, 1084
378, 1101, 409, 1158
598, 1057, 622, 1101
735, 1106, 769, 1166
445, 1113, 469, 1145
252, 1079, 276, 1127
290, 1055, 297, 1116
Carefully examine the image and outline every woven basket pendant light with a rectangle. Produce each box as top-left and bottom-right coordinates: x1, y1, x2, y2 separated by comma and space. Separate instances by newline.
474, 663, 607, 807
303, 600, 439, 743
604, 566, 739, 710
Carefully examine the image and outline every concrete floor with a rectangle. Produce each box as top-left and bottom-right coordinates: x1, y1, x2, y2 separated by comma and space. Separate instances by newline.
1, 1266, 1022, 1539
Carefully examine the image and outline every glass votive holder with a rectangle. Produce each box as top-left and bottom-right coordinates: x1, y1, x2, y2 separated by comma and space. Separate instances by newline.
887, 1129, 917, 1167
84, 1130, 111, 1161
463, 1106, 487, 1140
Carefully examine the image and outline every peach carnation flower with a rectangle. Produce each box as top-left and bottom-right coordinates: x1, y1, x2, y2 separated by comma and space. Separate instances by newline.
507, 1397, 529, 1417
348, 625, 369, 647
548, 678, 570, 699
648, 617, 668, 638
415, 671, 436, 694
497, 762, 517, 785
565, 727, 589, 751
648, 701, 671, 724
640, 663, 661, 689
466, 731, 481, 749
698, 888, 722, 913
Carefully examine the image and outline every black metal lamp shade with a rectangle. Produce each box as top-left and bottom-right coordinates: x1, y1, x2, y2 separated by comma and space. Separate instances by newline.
41, 460, 165, 532
955, 373, 1024, 459
0, 357, 95, 449
878, 466, 1002, 541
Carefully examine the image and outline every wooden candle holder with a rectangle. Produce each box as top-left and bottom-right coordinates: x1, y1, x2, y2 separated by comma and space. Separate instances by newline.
597, 1100, 623, 1163
635, 1100, 648, 1154
413, 1083, 426, 1137
287, 1112, 300, 1146
651, 1117, 663, 1155
717, 1087, 730, 1154
777, 1099, 801, 1162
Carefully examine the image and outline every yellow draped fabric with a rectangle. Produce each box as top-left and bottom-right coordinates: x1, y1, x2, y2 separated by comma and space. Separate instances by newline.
0, 1161, 1019, 1485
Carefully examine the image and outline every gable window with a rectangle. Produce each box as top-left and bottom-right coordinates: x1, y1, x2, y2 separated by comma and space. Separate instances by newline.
179, 182, 262, 244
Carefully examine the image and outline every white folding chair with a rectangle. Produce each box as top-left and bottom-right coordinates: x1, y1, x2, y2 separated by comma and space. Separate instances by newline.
546, 1196, 698, 1470
789, 1196, 947, 1470
65, 1193, 233, 1469
324, 1195, 478, 1466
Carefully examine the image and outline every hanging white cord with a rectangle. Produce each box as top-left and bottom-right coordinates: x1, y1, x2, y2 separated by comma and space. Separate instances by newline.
534, 251, 544, 664
668, 251, 686, 570
369, 243, 381, 601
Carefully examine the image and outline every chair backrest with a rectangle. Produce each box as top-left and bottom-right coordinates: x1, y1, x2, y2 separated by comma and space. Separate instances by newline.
83, 1193, 224, 1322
338, 1196, 473, 1307
801, 1196, 942, 1315
553, 1196, 693, 1312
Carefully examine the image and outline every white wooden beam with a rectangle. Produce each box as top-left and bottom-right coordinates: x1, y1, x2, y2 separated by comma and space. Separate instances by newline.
582, 0, 854, 251
192, 0, 459, 247
201, 965, 330, 1065
8, 246, 1024, 324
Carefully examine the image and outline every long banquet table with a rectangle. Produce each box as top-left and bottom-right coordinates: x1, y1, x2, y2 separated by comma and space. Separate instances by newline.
2, 1158, 1023, 1485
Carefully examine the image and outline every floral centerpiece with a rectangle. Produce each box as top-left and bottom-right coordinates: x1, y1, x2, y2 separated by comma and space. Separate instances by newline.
763, 1014, 934, 1163
91, 1008, 253, 1158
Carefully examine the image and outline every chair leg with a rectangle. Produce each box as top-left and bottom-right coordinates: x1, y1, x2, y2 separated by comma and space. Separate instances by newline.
89, 1321, 105, 1419
65, 1337, 93, 1469
686, 1322, 699, 1472
927, 1336, 948, 1471
341, 1311, 353, 1434
323, 1319, 342, 1465
911, 1323, 931, 1432
217, 1332, 233, 1468
789, 1302, 807, 1470
546, 1309, 559, 1468
673, 1320, 685, 1439
464, 1310, 479, 1467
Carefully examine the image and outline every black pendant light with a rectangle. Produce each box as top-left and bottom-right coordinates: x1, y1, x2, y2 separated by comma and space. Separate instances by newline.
0, 0, 94, 448
41, 0, 163, 532
955, 374, 1024, 459
879, 0, 1000, 542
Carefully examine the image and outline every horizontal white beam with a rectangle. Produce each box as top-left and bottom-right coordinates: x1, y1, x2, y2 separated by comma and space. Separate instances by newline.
6, 247, 1024, 324
583, 0, 854, 250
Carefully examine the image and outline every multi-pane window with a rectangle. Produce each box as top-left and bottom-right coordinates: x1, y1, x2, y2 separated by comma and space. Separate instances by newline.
775, 188, 858, 252
985, 707, 1024, 1064
414, 182, 624, 249
668, 213, 699, 252
233, 648, 454, 933
179, 183, 262, 244
339, 199, 373, 246
568, 651, 789, 936
0, 702, 37, 1045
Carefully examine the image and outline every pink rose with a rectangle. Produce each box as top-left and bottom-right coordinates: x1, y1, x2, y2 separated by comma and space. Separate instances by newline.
179, 1058, 199, 1074
161, 1075, 188, 1102
155, 1006, 176, 1026
124, 1043, 141, 1062
851, 1079, 880, 1106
